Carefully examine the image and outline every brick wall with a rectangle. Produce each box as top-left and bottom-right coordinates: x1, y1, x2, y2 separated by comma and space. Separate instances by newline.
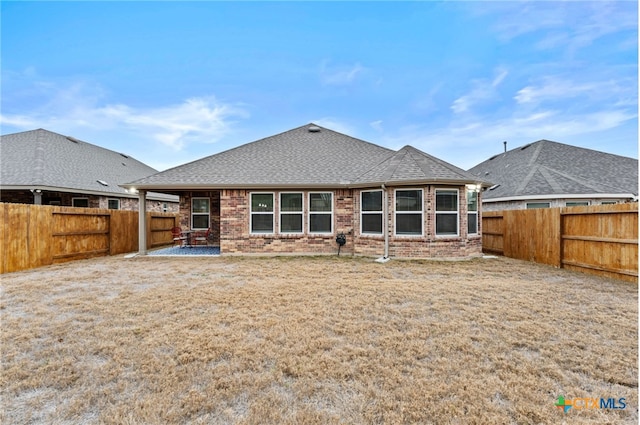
211, 186, 483, 258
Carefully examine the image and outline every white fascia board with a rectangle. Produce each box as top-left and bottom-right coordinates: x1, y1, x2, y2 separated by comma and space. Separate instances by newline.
482, 193, 636, 203
1, 185, 178, 202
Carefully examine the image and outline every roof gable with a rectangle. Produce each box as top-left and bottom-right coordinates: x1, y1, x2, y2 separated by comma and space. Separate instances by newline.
468, 140, 639, 199
0, 129, 173, 199
128, 124, 486, 189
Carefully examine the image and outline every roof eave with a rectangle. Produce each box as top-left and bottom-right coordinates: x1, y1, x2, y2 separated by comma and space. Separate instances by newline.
1, 185, 178, 202
483, 193, 638, 203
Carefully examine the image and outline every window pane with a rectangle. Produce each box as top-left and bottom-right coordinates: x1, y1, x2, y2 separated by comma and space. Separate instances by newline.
362, 214, 383, 234
436, 214, 457, 235
73, 198, 89, 208
192, 198, 209, 213
108, 199, 119, 210
310, 193, 332, 212
252, 194, 273, 212
362, 191, 382, 212
193, 215, 210, 229
468, 213, 478, 234
310, 214, 331, 233
396, 213, 422, 235
467, 191, 478, 212
566, 201, 589, 207
281, 214, 302, 233
251, 214, 273, 233
281, 193, 302, 212
526, 202, 550, 209
436, 191, 457, 212
396, 190, 422, 212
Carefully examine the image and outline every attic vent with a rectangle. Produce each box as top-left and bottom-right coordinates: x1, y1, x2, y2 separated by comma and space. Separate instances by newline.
489, 154, 498, 160
66, 136, 80, 144
121, 162, 127, 166
97, 180, 109, 186
308, 126, 321, 133
120, 153, 129, 158
520, 144, 532, 150
489, 184, 500, 191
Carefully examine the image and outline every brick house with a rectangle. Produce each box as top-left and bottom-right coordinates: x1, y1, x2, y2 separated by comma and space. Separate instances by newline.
125, 124, 489, 259
1, 129, 178, 212
468, 140, 638, 211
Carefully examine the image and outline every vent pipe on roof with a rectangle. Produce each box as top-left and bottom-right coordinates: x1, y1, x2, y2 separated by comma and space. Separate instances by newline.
308, 125, 321, 133
503, 141, 507, 153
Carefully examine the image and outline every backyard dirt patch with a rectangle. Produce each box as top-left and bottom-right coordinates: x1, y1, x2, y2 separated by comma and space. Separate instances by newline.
1, 255, 637, 424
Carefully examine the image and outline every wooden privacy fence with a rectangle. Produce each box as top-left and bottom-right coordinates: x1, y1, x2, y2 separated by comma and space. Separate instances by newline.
1, 203, 179, 274
483, 203, 638, 282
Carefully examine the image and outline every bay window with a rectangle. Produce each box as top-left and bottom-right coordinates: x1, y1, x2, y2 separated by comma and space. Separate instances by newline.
395, 189, 423, 236
435, 189, 459, 236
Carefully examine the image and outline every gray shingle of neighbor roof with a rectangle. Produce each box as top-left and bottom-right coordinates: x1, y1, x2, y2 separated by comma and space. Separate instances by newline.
127, 124, 487, 189
1, 129, 175, 200
468, 140, 639, 199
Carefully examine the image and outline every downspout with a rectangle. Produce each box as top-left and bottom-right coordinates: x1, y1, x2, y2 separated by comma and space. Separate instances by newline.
381, 184, 390, 261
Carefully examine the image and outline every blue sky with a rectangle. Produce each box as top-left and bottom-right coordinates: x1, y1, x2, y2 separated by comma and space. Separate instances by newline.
2, 1, 637, 171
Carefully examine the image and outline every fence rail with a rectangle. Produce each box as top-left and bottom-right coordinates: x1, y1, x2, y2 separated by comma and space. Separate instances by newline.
1, 203, 179, 274
482, 203, 638, 282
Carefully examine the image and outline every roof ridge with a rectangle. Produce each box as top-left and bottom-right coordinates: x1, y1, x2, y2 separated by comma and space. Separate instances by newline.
32, 129, 46, 185
404, 145, 482, 181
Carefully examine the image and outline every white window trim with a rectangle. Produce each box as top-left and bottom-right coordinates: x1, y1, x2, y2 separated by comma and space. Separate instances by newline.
526, 202, 551, 209
72, 197, 89, 208
308, 191, 334, 234
435, 188, 459, 238
565, 200, 590, 207
191, 197, 210, 230
279, 192, 304, 234
394, 188, 424, 237
250, 192, 275, 235
107, 198, 120, 210
467, 190, 478, 236
361, 189, 384, 235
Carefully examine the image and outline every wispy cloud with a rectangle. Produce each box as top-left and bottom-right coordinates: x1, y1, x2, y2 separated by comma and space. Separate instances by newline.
451, 67, 508, 114
319, 61, 366, 86
514, 75, 635, 106
0, 78, 248, 150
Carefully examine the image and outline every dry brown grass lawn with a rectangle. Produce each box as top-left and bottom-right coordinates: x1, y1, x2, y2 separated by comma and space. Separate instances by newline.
1, 255, 637, 424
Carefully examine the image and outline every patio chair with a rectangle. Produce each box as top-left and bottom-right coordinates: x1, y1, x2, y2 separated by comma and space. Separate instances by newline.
171, 227, 187, 247
193, 228, 211, 246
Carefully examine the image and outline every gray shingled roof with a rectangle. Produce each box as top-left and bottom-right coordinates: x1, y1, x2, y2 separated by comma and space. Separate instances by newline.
1, 129, 176, 201
468, 139, 638, 200
125, 124, 488, 189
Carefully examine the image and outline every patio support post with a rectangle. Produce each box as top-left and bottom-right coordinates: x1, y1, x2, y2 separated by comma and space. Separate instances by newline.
138, 190, 147, 255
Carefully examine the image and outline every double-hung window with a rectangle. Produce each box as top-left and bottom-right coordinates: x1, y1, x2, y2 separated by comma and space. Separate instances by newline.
309, 192, 333, 233
250, 193, 274, 234
361, 190, 383, 234
467, 190, 478, 235
192, 198, 210, 230
108, 198, 120, 210
395, 189, 423, 236
435, 189, 459, 236
280, 192, 303, 233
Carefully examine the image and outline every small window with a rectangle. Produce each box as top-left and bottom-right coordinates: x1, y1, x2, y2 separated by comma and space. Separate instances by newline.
108, 199, 120, 210
601, 201, 617, 205
467, 190, 478, 235
435, 189, 459, 237
395, 189, 423, 236
280, 192, 303, 233
526, 202, 550, 209
251, 193, 274, 234
361, 190, 383, 234
72, 198, 89, 208
566, 201, 589, 207
309, 192, 333, 234
192, 198, 210, 229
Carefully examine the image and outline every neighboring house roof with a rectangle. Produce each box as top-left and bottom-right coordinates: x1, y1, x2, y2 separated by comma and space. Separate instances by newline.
0, 129, 177, 201
124, 124, 488, 190
468, 139, 639, 203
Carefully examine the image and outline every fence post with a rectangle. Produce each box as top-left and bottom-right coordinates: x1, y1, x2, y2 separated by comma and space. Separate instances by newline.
138, 191, 147, 255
